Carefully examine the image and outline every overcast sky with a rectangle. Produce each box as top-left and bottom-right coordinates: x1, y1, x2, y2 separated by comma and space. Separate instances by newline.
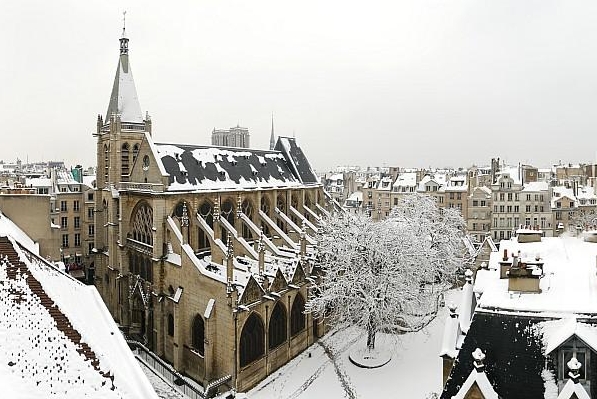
2, 1, 597, 172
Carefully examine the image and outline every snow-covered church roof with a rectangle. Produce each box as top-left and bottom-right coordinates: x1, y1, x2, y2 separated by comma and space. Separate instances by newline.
105, 35, 143, 124
155, 143, 303, 192
0, 212, 157, 399
153, 136, 320, 192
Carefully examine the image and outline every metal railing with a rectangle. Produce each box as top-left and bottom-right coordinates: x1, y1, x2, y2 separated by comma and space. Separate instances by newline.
127, 339, 233, 398
127, 339, 206, 399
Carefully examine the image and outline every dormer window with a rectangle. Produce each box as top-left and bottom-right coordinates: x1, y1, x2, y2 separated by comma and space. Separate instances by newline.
560, 347, 587, 381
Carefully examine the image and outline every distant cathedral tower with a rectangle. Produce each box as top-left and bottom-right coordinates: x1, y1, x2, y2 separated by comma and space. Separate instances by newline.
269, 114, 275, 150
211, 125, 250, 148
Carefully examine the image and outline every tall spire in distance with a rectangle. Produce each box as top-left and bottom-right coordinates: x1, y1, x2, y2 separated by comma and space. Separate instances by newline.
106, 12, 143, 124
269, 113, 276, 150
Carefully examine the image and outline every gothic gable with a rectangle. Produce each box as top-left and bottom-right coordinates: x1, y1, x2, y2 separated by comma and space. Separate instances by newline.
240, 276, 264, 305
128, 133, 169, 186
270, 269, 288, 293
291, 263, 306, 285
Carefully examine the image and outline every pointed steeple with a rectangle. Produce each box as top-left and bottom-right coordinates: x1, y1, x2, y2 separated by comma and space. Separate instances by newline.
269, 113, 276, 150
105, 14, 144, 124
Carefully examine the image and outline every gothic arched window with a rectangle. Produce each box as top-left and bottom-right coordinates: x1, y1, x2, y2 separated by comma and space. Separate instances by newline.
241, 199, 254, 240
121, 142, 130, 181
291, 194, 299, 209
192, 315, 205, 356
276, 195, 286, 232
291, 294, 306, 336
221, 199, 235, 225
268, 302, 287, 349
276, 195, 286, 213
260, 196, 270, 216
198, 201, 213, 228
305, 193, 312, 208
167, 314, 174, 337
132, 143, 140, 163
240, 313, 264, 367
131, 202, 153, 246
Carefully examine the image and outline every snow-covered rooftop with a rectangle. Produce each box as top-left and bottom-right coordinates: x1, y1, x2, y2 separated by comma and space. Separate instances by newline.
393, 172, 417, 188
106, 51, 143, 124
0, 213, 158, 399
25, 177, 52, 187
476, 236, 597, 316
522, 181, 549, 192
155, 143, 302, 192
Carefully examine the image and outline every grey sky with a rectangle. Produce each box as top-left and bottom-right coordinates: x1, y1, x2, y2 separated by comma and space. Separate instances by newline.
2, 1, 597, 172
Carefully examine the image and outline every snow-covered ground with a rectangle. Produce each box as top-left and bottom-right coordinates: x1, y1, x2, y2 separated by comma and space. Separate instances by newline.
138, 361, 185, 399
243, 290, 458, 399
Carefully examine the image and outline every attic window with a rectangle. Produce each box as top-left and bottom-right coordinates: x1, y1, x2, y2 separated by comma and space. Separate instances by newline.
559, 348, 588, 381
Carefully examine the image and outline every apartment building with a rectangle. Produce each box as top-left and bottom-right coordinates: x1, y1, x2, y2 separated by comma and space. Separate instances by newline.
467, 186, 492, 243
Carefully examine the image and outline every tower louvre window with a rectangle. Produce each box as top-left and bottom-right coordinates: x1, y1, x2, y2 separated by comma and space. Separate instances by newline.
121, 143, 130, 181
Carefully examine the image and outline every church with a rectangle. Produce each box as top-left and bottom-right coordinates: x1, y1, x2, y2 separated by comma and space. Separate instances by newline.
93, 28, 329, 393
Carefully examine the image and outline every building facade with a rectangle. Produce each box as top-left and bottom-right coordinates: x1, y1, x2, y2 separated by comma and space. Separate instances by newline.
93, 32, 328, 393
211, 125, 250, 148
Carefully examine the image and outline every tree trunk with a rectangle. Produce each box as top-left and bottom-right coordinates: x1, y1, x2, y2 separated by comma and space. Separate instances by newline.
367, 315, 376, 350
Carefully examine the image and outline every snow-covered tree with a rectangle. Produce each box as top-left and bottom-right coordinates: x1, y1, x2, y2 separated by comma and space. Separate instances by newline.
570, 208, 597, 232
306, 193, 465, 351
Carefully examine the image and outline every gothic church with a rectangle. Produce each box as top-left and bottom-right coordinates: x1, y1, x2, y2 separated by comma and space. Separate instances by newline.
93, 30, 328, 393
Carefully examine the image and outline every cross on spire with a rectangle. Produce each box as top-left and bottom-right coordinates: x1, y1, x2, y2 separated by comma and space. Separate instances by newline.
119, 11, 129, 55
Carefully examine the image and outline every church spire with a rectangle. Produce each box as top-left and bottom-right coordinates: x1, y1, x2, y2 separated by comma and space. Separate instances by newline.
119, 11, 129, 55
106, 14, 143, 124
269, 113, 276, 150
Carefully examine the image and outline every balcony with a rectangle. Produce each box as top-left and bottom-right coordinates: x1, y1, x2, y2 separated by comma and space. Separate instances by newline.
119, 182, 165, 193
126, 237, 153, 256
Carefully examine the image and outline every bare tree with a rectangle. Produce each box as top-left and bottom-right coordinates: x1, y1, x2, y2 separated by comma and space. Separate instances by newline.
306, 193, 465, 350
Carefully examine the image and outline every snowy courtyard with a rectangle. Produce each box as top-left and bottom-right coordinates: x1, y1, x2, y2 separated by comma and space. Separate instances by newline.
242, 290, 458, 399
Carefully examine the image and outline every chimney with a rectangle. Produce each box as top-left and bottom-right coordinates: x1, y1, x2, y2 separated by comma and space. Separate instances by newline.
503, 249, 508, 261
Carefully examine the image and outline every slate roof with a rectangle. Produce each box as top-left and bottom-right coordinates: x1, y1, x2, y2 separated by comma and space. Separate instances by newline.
155, 143, 303, 192
274, 137, 319, 184
105, 38, 143, 123
441, 312, 546, 399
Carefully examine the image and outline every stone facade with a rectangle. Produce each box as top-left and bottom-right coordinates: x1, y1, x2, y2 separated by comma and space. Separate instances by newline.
211, 126, 250, 148
0, 194, 60, 260
92, 33, 328, 393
